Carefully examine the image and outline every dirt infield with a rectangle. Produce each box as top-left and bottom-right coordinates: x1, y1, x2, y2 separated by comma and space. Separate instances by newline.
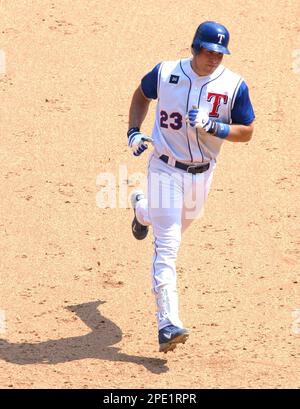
0, 0, 299, 388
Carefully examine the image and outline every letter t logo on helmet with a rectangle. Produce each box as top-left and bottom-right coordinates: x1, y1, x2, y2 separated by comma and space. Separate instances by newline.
192, 21, 230, 55
217, 34, 225, 44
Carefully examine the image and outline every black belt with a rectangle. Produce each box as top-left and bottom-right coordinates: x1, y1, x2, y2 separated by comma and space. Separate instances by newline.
159, 155, 210, 174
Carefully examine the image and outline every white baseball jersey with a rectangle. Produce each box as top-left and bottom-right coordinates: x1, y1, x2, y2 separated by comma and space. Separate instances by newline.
150, 57, 243, 163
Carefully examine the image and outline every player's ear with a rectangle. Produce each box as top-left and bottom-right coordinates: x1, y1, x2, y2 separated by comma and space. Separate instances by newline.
191, 46, 196, 56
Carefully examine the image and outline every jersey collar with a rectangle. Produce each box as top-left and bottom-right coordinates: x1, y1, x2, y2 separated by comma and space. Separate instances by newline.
181, 57, 225, 82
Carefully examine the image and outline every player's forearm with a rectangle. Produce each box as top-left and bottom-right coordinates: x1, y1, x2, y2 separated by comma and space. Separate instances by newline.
128, 86, 151, 130
225, 123, 254, 142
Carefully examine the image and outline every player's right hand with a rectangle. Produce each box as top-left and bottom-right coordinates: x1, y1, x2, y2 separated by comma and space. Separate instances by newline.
127, 127, 150, 156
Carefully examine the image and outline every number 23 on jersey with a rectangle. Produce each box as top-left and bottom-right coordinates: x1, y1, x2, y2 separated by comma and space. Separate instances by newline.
160, 110, 183, 130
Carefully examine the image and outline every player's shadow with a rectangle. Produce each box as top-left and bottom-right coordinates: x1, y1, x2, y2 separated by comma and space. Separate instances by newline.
0, 300, 168, 374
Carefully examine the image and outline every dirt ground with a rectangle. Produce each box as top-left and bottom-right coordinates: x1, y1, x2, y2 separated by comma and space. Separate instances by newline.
0, 0, 299, 389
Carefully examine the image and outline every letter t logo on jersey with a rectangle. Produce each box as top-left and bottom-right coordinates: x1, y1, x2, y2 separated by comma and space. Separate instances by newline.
207, 92, 228, 118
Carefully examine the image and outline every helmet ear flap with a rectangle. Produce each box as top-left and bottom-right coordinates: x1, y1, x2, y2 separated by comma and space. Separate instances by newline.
191, 42, 201, 55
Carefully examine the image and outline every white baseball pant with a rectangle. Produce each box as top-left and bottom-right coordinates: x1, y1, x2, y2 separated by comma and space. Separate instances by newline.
135, 152, 216, 330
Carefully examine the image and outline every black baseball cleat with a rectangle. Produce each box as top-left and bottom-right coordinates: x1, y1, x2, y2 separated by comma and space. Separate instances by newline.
130, 190, 149, 240
158, 325, 189, 353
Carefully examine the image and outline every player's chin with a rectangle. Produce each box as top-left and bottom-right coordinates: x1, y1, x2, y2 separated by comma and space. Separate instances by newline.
206, 64, 218, 74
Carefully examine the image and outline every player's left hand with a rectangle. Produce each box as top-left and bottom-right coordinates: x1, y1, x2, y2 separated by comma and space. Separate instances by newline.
186, 109, 217, 134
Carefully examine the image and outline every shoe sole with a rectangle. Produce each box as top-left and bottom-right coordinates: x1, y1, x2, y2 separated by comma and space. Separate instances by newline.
131, 191, 149, 240
159, 332, 189, 353
132, 217, 149, 240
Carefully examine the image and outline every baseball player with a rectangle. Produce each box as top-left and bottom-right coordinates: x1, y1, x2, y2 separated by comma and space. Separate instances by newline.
127, 21, 255, 353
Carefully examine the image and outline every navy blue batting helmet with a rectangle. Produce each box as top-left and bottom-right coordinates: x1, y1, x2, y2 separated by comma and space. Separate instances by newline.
192, 21, 230, 55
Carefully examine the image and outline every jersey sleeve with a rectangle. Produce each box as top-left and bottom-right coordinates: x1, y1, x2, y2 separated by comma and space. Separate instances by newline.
140, 63, 161, 100
231, 81, 255, 125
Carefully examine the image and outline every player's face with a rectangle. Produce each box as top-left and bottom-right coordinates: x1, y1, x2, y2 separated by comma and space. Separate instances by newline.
193, 48, 224, 76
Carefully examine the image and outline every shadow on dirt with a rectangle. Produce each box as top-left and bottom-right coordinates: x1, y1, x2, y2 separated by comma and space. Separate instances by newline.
0, 300, 168, 374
